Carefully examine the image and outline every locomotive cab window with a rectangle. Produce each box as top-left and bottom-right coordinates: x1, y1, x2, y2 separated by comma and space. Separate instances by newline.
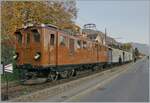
31, 29, 40, 42
15, 31, 22, 45
50, 34, 55, 46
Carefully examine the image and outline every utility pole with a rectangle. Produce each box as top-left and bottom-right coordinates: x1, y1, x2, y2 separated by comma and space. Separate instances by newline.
105, 28, 107, 45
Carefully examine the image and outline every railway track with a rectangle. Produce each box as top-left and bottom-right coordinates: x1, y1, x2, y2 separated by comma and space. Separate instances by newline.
1, 63, 130, 101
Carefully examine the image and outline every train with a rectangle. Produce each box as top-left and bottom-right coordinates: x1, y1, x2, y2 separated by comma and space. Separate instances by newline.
13, 24, 133, 82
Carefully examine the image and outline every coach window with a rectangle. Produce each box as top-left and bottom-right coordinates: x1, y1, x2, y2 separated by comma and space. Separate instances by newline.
50, 34, 55, 46
59, 35, 66, 46
16, 31, 22, 45
31, 29, 40, 42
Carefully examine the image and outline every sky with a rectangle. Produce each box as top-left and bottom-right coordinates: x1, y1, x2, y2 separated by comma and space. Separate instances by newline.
76, 0, 149, 45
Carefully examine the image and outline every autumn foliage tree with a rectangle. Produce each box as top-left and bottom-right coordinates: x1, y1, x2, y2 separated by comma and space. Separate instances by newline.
1, 0, 77, 64
121, 43, 132, 51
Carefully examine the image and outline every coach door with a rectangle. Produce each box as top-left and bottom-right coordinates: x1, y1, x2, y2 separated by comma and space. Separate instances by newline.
123, 52, 125, 62
108, 48, 112, 64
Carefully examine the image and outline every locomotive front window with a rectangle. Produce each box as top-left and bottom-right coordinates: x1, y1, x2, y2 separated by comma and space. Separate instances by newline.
27, 33, 30, 45
15, 31, 22, 45
31, 29, 40, 42
50, 34, 55, 46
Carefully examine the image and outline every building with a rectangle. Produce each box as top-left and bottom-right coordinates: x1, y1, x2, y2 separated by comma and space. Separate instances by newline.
82, 29, 122, 47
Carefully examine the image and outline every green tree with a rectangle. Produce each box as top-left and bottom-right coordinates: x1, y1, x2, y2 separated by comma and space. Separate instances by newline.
121, 43, 132, 51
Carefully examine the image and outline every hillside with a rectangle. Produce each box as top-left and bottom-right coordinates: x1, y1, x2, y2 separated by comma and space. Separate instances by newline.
131, 42, 149, 56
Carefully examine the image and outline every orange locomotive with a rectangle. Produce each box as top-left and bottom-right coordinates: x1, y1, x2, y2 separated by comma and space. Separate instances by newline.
13, 24, 108, 82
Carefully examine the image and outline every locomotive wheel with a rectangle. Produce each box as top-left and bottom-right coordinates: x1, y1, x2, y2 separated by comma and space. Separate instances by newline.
70, 69, 75, 77
20, 70, 31, 82
93, 66, 99, 71
71, 69, 77, 77
47, 72, 58, 81
67, 70, 72, 78
60, 71, 68, 79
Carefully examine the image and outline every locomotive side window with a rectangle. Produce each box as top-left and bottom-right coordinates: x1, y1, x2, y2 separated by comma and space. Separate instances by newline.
83, 41, 87, 49
87, 42, 91, 51
31, 29, 40, 42
50, 34, 55, 46
16, 31, 22, 45
59, 35, 66, 46
76, 40, 81, 48
99, 45, 101, 51
69, 38, 75, 54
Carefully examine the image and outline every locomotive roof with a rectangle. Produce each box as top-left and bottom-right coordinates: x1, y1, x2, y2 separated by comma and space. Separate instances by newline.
16, 24, 57, 30
15, 24, 106, 46
107, 46, 132, 53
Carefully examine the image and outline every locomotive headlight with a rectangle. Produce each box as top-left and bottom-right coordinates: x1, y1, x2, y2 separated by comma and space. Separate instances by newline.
34, 52, 41, 60
13, 53, 19, 60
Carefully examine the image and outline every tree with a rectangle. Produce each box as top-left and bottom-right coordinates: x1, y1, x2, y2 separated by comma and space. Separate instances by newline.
134, 48, 139, 57
1, 1, 77, 39
1, 0, 77, 63
121, 43, 132, 51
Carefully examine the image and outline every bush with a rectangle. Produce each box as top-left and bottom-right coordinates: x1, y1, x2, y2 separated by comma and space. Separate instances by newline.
1, 68, 20, 83
1, 41, 19, 82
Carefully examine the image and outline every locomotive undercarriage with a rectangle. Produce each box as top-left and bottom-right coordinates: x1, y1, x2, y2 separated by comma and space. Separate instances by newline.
17, 62, 106, 84
17, 60, 131, 84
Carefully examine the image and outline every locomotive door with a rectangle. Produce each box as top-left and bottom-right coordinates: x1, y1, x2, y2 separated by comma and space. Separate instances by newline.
24, 32, 32, 63
49, 33, 56, 65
